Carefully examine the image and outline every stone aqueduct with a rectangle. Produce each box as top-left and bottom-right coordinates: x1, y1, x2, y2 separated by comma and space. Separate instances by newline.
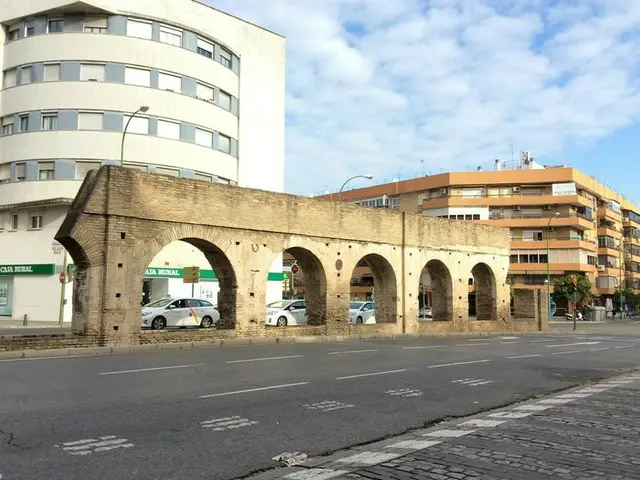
54, 166, 539, 346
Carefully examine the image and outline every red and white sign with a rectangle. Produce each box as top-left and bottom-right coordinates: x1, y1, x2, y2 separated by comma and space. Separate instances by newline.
59, 272, 66, 284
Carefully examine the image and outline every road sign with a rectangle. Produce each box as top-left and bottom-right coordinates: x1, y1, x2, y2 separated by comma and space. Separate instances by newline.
59, 272, 66, 284
183, 266, 200, 284
291, 265, 299, 274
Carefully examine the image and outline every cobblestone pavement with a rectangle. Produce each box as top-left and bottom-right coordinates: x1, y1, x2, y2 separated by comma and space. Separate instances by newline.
251, 369, 640, 480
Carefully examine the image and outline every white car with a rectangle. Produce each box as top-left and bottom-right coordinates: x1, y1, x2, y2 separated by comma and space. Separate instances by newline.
350, 301, 376, 324
141, 297, 220, 330
419, 307, 433, 319
266, 300, 307, 326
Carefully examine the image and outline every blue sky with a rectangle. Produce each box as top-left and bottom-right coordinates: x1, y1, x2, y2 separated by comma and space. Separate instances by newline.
210, 0, 640, 205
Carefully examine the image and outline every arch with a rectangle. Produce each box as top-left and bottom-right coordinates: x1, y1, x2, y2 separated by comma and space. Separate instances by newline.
277, 246, 327, 326
471, 262, 497, 320
419, 259, 453, 322
351, 253, 398, 324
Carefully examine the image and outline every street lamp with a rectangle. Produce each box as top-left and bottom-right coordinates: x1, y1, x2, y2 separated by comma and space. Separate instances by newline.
546, 212, 560, 321
120, 106, 150, 166
337, 174, 374, 201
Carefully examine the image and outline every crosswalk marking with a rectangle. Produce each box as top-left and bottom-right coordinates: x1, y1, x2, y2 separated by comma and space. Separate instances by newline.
303, 401, 354, 412
385, 388, 423, 397
55, 435, 134, 456
200, 416, 258, 431
452, 377, 493, 386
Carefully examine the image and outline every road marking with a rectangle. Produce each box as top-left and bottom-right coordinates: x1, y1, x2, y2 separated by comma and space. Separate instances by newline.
98, 364, 203, 375
498, 336, 520, 340
199, 382, 309, 398
451, 377, 493, 386
283, 469, 350, 480
402, 345, 444, 350
546, 341, 600, 348
488, 411, 533, 419
334, 451, 403, 466
200, 416, 258, 431
303, 400, 354, 412
427, 359, 490, 369
514, 404, 554, 411
385, 439, 442, 450
577, 387, 610, 393
336, 368, 413, 380
55, 436, 134, 455
456, 342, 490, 346
550, 350, 580, 355
507, 354, 542, 359
590, 347, 610, 352
615, 345, 634, 349
385, 388, 423, 397
328, 349, 378, 355
500, 341, 523, 344
458, 419, 506, 428
423, 429, 476, 438
225, 355, 304, 364
608, 380, 633, 384
557, 393, 592, 399
537, 398, 574, 405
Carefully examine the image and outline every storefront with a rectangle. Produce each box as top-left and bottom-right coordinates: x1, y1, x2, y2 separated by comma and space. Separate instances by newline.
0, 264, 56, 318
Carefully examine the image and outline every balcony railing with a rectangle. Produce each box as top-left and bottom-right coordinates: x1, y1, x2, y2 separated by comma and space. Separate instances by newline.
426, 189, 595, 201
511, 236, 595, 243
489, 211, 592, 221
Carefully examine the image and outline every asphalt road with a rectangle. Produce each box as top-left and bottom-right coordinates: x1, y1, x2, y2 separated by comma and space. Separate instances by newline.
1, 332, 639, 480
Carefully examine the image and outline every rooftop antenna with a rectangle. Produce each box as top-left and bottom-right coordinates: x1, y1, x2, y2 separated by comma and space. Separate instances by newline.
420, 159, 425, 176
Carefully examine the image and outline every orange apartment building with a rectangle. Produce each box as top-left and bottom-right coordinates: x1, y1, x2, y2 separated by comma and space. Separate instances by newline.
314, 157, 640, 312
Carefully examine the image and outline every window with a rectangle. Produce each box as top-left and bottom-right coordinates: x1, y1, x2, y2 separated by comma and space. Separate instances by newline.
124, 66, 151, 86
84, 16, 107, 33
21, 66, 32, 84
29, 214, 43, 230
38, 162, 55, 180
465, 214, 472, 221
472, 214, 480, 220
126, 19, 152, 39
218, 90, 231, 110
159, 25, 182, 46
25, 20, 35, 37
157, 120, 180, 140
158, 72, 181, 92
218, 134, 230, 153
510, 254, 518, 263
15, 163, 26, 181
78, 112, 103, 130
75, 161, 98, 180
198, 300, 213, 307
8, 24, 19, 41
80, 63, 105, 81
48, 18, 64, 33
196, 82, 213, 100
41, 113, 58, 131
123, 115, 148, 134
2, 117, 13, 136
44, 63, 60, 81
3, 69, 16, 88
195, 128, 212, 147
219, 47, 232, 68
0, 163, 8, 183
156, 167, 178, 177
197, 38, 213, 58
19, 115, 29, 132
10, 213, 18, 231
194, 172, 212, 182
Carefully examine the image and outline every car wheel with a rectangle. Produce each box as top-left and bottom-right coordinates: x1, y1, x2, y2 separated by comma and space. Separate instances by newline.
276, 316, 288, 327
200, 316, 213, 328
151, 316, 166, 330
356, 316, 363, 324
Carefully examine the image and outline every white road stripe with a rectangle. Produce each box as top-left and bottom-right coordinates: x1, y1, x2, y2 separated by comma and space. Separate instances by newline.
225, 355, 305, 364
385, 439, 442, 450
200, 382, 309, 398
507, 354, 541, 359
488, 411, 533, 419
500, 341, 523, 344
458, 419, 506, 428
335, 451, 403, 465
336, 368, 413, 380
615, 345, 634, 349
514, 404, 554, 411
284, 469, 350, 480
402, 345, 444, 350
328, 349, 378, 355
557, 393, 592, 399
546, 342, 600, 348
537, 398, 574, 405
62, 438, 101, 447
64, 438, 130, 451
590, 348, 610, 352
456, 343, 491, 346
427, 359, 490, 369
98, 364, 202, 375
423, 429, 476, 438
550, 350, 580, 355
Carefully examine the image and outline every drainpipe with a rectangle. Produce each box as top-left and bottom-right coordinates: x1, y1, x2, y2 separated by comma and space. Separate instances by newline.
401, 212, 406, 333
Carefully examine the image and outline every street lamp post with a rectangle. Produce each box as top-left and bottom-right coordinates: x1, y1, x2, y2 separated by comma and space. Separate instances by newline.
120, 106, 150, 167
546, 212, 560, 322
337, 174, 374, 201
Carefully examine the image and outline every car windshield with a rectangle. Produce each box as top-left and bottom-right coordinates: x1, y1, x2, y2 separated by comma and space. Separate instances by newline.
144, 298, 173, 308
267, 301, 289, 309
350, 302, 364, 309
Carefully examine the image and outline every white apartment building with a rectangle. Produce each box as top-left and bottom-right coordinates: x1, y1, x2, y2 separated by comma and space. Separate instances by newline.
0, 0, 286, 322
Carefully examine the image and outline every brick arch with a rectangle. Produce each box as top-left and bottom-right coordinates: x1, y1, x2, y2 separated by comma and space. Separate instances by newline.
352, 253, 398, 323
275, 245, 327, 326
471, 262, 497, 320
135, 226, 238, 329
419, 259, 453, 322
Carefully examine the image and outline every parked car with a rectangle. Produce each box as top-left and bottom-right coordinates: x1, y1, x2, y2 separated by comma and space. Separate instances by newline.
419, 307, 433, 319
349, 301, 376, 324
266, 299, 307, 326
141, 297, 220, 330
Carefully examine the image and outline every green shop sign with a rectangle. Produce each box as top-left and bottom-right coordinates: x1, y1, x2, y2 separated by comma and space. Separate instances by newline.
144, 267, 286, 281
0, 264, 56, 276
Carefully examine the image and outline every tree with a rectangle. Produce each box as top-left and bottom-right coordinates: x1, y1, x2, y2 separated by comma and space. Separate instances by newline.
615, 288, 639, 312
552, 274, 591, 306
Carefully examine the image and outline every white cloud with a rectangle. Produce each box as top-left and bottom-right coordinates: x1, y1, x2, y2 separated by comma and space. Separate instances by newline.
208, 0, 640, 195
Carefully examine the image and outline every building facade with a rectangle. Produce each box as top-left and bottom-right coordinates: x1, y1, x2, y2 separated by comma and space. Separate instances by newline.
319, 158, 640, 314
0, 0, 286, 322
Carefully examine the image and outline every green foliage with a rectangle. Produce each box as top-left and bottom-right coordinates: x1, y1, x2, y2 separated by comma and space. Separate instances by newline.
552, 274, 591, 304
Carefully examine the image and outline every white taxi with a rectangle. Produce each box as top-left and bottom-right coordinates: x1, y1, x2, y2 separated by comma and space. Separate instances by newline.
141, 297, 220, 330
349, 301, 376, 324
265, 300, 307, 326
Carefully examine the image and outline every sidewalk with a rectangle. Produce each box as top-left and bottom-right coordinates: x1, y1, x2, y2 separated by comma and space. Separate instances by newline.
0, 320, 71, 328
250, 368, 640, 480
